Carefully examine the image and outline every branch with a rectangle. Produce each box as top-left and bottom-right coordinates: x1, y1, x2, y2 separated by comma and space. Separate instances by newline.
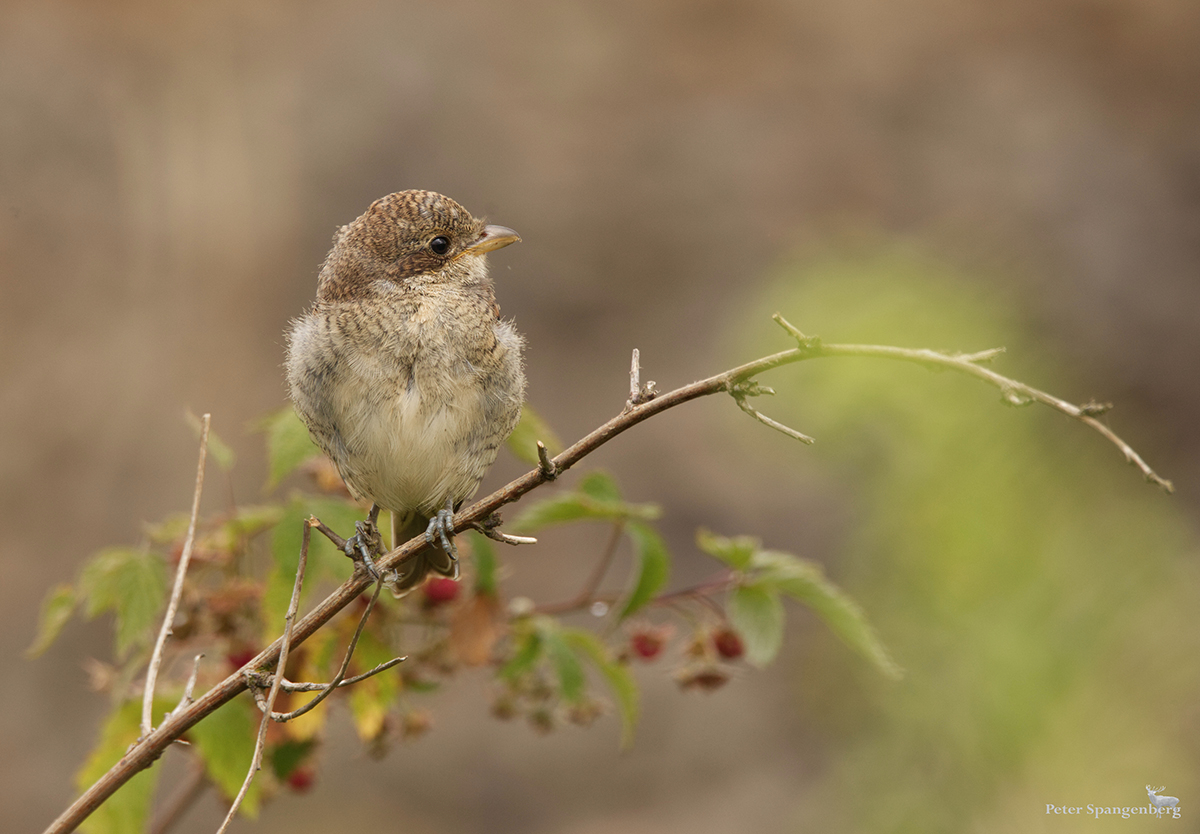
44, 318, 1171, 834
767, 314, 1172, 492
142, 414, 210, 738
262, 578, 384, 723
216, 517, 312, 833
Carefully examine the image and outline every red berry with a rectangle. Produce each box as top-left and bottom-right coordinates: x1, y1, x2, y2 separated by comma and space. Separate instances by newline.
631, 631, 665, 660
713, 628, 745, 660
423, 576, 460, 605
286, 766, 316, 793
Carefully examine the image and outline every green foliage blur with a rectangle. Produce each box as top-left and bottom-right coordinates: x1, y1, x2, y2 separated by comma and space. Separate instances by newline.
739, 244, 1199, 833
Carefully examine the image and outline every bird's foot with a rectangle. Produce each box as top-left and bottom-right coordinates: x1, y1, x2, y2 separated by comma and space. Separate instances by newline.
344, 516, 383, 581
424, 498, 459, 560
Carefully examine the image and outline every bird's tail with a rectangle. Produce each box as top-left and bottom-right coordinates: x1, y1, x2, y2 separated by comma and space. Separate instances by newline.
381, 512, 459, 596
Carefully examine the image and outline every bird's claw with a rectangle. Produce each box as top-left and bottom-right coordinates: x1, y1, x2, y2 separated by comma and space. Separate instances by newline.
424, 500, 459, 559
344, 519, 382, 580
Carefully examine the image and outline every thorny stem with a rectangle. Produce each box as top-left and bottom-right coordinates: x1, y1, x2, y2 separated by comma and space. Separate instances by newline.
44, 317, 1171, 834
142, 414, 210, 739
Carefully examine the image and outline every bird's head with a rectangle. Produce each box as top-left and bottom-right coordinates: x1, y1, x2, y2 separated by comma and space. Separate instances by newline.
316, 190, 520, 301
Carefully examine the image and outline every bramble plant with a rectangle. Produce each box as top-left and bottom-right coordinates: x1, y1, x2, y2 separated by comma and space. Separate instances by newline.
33, 315, 1170, 834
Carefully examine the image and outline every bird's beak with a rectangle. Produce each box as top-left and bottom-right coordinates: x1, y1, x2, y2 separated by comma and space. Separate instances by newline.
463, 224, 521, 255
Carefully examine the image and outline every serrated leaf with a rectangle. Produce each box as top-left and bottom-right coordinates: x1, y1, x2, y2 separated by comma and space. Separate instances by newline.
190, 696, 263, 816
76, 699, 169, 834
79, 547, 168, 659
27, 583, 76, 657
261, 405, 321, 490
506, 403, 564, 465
759, 551, 902, 679
727, 583, 785, 667
469, 531, 498, 596
696, 528, 760, 570
541, 625, 587, 704
563, 628, 640, 749
187, 409, 236, 471
616, 522, 670, 621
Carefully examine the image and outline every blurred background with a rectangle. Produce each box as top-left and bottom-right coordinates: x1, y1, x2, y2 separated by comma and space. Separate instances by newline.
2, 1, 1198, 831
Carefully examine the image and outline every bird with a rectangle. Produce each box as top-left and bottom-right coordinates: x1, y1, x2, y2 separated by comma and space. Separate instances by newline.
285, 190, 525, 594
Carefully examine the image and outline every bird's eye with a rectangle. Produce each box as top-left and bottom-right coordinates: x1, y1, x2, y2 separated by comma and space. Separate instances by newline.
429, 236, 451, 255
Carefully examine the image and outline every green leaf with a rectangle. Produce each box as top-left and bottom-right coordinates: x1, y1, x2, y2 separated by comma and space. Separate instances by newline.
509, 475, 661, 534
143, 512, 194, 546
541, 624, 587, 704
506, 403, 564, 465
263, 496, 362, 637
187, 409, 236, 471
499, 628, 543, 681
616, 522, 671, 621
508, 493, 594, 533
727, 583, 785, 667
759, 551, 902, 679
347, 630, 401, 740
78, 547, 168, 659
578, 470, 621, 503
190, 696, 263, 816
206, 504, 286, 552
563, 628, 640, 749
261, 405, 321, 490
469, 531, 498, 596
270, 738, 317, 781
76, 699, 168, 834
27, 583, 76, 657
696, 528, 759, 570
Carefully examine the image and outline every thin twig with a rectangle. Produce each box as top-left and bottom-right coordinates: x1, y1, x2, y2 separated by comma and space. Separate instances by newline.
535, 521, 626, 615
162, 654, 205, 724
536, 440, 558, 480
626, 348, 657, 408
311, 517, 347, 549
268, 578, 383, 722
730, 382, 815, 444
628, 348, 640, 406
538, 571, 736, 618
769, 314, 1172, 492
275, 656, 406, 692
216, 517, 312, 834
46, 316, 1172, 834
142, 414, 210, 738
